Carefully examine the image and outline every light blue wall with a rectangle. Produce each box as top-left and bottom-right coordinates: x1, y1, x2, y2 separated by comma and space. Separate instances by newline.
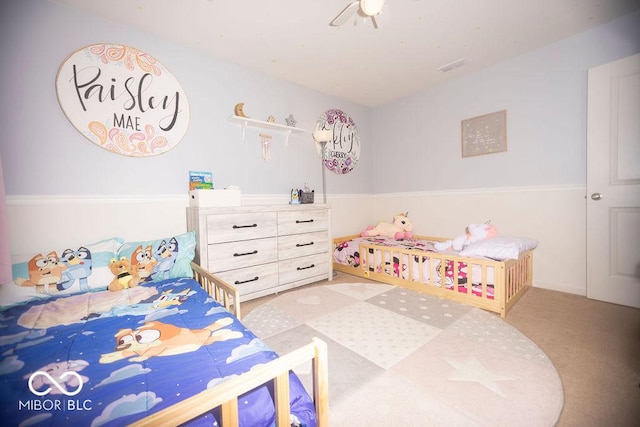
371, 11, 640, 193
0, 0, 373, 196
1, 2, 639, 199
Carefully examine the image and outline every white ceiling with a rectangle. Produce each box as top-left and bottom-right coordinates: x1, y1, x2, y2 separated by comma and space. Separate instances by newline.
53, 0, 640, 107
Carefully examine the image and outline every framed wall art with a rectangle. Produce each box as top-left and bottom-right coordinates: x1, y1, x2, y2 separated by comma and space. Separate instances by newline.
461, 110, 507, 158
313, 109, 361, 174
56, 43, 190, 157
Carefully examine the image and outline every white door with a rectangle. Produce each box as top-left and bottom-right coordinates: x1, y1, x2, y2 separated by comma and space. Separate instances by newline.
586, 53, 640, 309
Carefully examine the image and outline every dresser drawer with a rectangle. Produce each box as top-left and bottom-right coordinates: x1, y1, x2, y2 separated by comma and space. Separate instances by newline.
278, 231, 329, 260
215, 263, 279, 296
278, 253, 329, 285
207, 237, 278, 272
278, 209, 328, 236
207, 212, 277, 243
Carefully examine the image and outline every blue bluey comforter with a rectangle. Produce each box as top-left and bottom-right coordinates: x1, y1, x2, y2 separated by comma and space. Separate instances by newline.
0, 278, 316, 426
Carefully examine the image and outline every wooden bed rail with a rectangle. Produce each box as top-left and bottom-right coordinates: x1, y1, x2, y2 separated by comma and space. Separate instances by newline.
131, 337, 329, 427
358, 239, 501, 290
191, 262, 241, 319
333, 236, 533, 317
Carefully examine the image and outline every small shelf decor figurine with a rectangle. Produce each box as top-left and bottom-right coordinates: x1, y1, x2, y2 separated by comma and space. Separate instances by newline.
285, 114, 297, 127
234, 102, 249, 118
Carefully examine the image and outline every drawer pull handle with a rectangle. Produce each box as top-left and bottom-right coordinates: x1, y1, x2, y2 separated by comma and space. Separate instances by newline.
295, 219, 314, 224
233, 224, 257, 229
235, 276, 259, 285
296, 242, 314, 247
297, 264, 315, 271
233, 250, 258, 257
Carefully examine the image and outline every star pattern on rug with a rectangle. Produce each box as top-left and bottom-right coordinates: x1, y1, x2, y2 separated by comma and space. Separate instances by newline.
245, 283, 563, 425
444, 356, 519, 397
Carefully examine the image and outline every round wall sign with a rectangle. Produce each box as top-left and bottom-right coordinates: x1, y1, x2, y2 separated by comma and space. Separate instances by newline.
56, 43, 190, 156
314, 109, 361, 174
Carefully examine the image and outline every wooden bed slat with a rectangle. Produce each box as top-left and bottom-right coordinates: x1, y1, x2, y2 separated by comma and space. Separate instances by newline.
220, 400, 239, 427
313, 337, 330, 427
275, 372, 291, 426
191, 261, 241, 319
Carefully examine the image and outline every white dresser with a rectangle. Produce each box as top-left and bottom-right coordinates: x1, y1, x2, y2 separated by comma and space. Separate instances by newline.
187, 204, 332, 301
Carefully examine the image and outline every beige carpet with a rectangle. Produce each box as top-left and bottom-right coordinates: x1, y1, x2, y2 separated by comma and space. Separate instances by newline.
503, 287, 640, 427
243, 282, 564, 426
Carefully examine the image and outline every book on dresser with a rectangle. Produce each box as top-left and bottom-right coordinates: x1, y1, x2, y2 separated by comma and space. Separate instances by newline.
186, 204, 332, 301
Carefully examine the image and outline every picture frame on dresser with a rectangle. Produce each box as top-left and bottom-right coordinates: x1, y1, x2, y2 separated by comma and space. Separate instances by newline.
186, 204, 332, 301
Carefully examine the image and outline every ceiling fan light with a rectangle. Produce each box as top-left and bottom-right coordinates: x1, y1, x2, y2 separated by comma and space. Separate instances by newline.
361, 0, 384, 16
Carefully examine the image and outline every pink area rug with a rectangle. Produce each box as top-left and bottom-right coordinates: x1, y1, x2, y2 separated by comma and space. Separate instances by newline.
243, 283, 564, 426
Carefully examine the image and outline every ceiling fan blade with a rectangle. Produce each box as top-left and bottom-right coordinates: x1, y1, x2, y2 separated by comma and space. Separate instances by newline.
370, 14, 379, 29
330, 1, 360, 26
371, 2, 391, 28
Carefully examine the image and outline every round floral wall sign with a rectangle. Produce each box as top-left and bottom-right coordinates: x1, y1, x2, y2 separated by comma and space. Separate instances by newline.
56, 43, 190, 156
314, 109, 361, 174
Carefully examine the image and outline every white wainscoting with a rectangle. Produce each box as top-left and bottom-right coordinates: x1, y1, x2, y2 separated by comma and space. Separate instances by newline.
6, 185, 585, 295
6, 195, 192, 255
6, 193, 376, 254
369, 185, 587, 296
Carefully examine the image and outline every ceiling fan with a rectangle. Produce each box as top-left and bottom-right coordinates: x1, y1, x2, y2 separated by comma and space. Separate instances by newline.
330, 0, 387, 29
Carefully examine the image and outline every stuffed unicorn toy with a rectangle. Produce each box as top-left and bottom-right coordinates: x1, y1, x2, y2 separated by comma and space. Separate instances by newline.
361, 212, 414, 240
434, 221, 497, 251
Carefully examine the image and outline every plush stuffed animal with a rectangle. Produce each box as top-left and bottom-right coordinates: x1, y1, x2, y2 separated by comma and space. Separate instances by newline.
434, 221, 497, 251
361, 212, 414, 240
108, 257, 140, 291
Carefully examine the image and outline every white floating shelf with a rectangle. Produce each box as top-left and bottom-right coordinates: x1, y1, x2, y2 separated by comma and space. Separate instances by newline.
227, 116, 306, 145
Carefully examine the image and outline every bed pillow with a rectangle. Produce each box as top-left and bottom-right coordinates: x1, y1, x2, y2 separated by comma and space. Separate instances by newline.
116, 231, 196, 283
1, 237, 123, 309
459, 236, 538, 260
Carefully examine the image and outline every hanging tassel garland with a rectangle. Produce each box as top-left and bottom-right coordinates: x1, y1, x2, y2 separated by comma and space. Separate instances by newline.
259, 133, 272, 161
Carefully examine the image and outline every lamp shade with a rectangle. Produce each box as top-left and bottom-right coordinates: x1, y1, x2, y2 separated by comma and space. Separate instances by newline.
313, 129, 333, 143
361, 0, 385, 16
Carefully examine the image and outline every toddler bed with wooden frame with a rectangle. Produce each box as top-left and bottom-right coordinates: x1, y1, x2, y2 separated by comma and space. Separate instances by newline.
1, 232, 328, 427
332, 234, 536, 317
135, 263, 329, 427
